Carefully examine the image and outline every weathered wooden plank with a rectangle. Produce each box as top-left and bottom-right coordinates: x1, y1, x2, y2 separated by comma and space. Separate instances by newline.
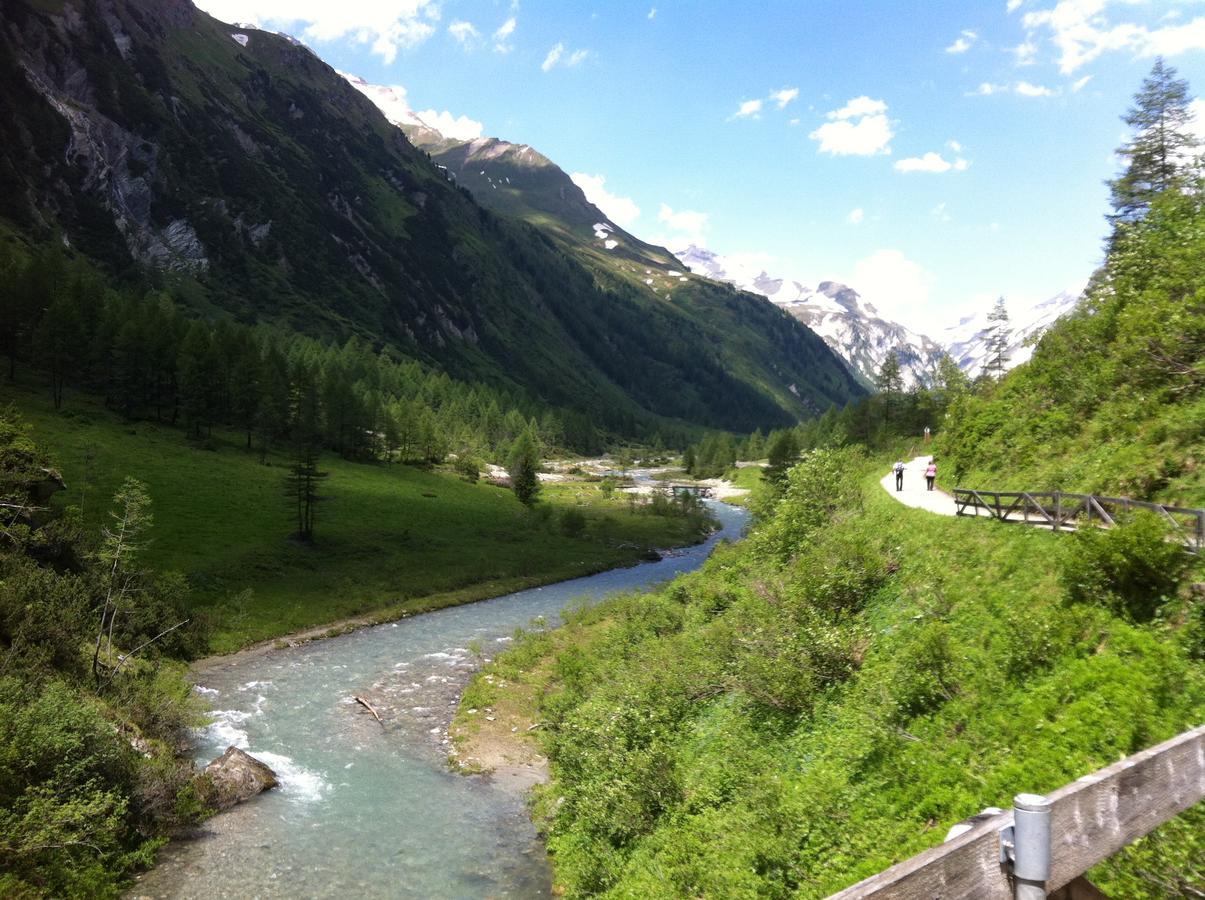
1046, 723, 1205, 891
825, 814, 1013, 899
824, 724, 1205, 899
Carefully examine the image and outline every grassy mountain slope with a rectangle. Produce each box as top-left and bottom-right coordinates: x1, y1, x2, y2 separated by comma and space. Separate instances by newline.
457, 452, 1202, 897
405, 127, 860, 421
0, 0, 862, 435
938, 186, 1205, 506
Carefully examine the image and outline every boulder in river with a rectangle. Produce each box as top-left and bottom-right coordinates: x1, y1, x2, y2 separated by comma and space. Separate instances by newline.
199, 746, 278, 810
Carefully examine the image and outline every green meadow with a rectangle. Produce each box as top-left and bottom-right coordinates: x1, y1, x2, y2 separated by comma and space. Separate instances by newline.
6, 378, 708, 653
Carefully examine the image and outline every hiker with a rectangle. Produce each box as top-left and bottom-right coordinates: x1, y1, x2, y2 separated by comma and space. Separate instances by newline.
925, 458, 937, 491
893, 459, 905, 491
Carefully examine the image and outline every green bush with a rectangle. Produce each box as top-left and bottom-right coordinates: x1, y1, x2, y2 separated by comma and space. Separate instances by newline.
1060, 512, 1192, 621
559, 507, 587, 538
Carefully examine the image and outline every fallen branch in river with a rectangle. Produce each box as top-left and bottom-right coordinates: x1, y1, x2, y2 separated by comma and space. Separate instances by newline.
353, 695, 384, 725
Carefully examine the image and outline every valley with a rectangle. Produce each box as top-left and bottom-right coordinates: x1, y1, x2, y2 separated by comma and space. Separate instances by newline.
0, 1, 1201, 899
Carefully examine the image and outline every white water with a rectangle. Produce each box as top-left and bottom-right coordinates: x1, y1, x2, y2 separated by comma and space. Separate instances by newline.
131, 500, 748, 899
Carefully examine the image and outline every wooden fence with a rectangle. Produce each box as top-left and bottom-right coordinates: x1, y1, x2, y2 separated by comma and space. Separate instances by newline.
952, 489, 1205, 553
828, 723, 1205, 898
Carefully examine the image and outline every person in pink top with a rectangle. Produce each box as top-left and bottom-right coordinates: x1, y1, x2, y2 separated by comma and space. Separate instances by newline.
925, 459, 937, 491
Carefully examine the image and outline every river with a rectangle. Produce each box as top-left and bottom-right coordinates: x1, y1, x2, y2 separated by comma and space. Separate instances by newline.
131, 499, 748, 899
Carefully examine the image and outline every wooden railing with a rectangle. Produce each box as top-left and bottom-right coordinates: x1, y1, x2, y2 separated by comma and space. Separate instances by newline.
828, 724, 1205, 899
952, 489, 1205, 553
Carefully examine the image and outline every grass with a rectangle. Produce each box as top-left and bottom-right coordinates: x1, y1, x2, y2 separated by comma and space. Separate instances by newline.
5, 377, 710, 653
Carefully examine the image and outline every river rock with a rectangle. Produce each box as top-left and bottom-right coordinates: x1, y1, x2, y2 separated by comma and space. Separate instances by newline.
200, 746, 278, 810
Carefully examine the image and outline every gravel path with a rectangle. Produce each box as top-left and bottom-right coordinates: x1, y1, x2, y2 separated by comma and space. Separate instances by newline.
880, 456, 958, 516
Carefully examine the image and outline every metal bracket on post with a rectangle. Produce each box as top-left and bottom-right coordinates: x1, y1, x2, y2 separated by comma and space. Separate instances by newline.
999, 793, 1051, 899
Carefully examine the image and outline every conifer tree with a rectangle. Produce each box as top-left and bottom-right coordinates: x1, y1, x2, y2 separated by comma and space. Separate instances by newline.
875, 350, 904, 422
508, 428, 541, 506
1108, 58, 1198, 230
984, 297, 1011, 380
765, 429, 801, 490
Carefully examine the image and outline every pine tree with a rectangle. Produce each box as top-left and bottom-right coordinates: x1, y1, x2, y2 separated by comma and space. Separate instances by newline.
984, 297, 1011, 380
875, 350, 904, 422
507, 428, 541, 506
1108, 58, 1198, 230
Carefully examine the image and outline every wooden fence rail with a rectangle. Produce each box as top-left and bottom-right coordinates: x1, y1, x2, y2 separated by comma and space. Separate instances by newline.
828, 723, 1205, 898
952, 489, 1205, 553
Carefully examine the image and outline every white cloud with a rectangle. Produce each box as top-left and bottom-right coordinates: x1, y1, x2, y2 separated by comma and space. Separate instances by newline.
894, 152, 970, 173
731, 87, 798, 120
541, 42, 563, 71
1071, 74, 1092, 92
571, 173, 642, 228
542, 41, 588, 71
931, 201, 952, 222
848, 249, 935, 324
1022, 1, 1205, 74
970, 80, 1058, 97
415, 108, 484, 140
1015, 80, 1057, 96
648, 7, 657, 19
945, 29, 978, 53
847, 207, 864, 224
771, 87, 800, 108
810, 96, 894, 156
342, 71, 486, 140
448, 20, 479, 45
1007, 0, 1024, 12
194, 0, 440, 64
1188, 98, 1205, 144
947, 139, 963, 152
658, 204, 709, 243
493, 16, 516, 53
1012, 38, 1038, 64
732, 98, 764, 119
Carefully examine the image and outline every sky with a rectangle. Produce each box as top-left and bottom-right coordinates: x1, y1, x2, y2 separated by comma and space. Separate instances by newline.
193, 0, 1205, 332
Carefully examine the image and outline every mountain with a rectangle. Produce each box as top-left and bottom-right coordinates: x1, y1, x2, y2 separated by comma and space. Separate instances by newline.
672, 245, 1081, 386
940, 290, 1082, 375
673, 246, 944, 387
336, 80, 862, 420
0, 0, 863, 437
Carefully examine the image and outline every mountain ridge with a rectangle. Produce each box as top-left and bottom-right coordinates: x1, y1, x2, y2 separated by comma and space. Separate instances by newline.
672, 244, 1081, 386
0, 0, 863, 437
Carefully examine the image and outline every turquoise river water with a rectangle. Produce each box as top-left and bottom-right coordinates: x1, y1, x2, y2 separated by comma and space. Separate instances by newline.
131, 499, 748, 899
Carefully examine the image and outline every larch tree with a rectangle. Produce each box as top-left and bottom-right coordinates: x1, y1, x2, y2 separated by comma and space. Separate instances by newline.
1108, 58, 1199, 232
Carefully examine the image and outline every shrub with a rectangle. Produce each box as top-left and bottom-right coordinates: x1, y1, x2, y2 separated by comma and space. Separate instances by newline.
1060, 512, 1192, 621
559, 507, 587, 538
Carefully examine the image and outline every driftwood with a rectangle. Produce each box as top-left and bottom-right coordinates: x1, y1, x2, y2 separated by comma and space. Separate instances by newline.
353, 695, 384, 725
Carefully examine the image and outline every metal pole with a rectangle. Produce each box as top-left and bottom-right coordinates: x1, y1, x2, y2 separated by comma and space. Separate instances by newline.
1013, 793, 1052, 899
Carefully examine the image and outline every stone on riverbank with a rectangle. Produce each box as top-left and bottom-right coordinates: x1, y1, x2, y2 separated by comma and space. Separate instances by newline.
199, 746, 278, 810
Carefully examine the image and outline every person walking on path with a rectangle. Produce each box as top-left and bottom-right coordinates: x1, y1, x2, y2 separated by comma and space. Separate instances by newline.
893, 459, 905, 491
925, 459, 937, 491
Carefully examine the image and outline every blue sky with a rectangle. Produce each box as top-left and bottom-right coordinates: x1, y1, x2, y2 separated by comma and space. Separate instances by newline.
195, 0, 1205, 331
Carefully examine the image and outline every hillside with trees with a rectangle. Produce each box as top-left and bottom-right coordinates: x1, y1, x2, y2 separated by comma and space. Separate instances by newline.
0, 0, 861, 438
452, 60, 1205, 898
939, 60, 1203, 506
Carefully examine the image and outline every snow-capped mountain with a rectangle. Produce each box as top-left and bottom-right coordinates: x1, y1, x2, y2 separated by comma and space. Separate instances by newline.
673, 244, 1082, 387
674, 246, 944, 387
941, 290, 1081, 375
